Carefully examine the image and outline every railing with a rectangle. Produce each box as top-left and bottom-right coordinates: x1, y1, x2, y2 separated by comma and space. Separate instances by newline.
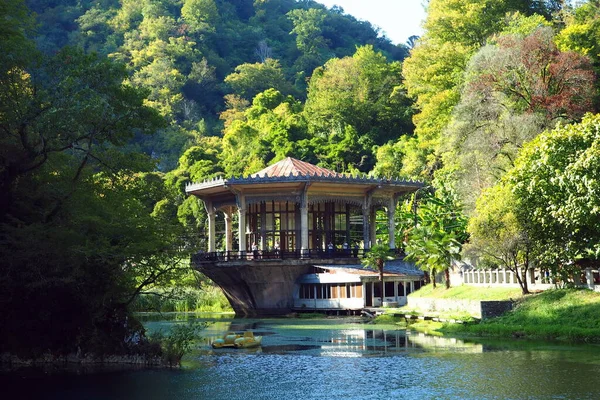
459, 267, 600, 292
192, 248, 405, 263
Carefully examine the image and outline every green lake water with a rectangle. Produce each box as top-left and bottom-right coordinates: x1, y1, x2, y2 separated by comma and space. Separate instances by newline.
2, 313, 600, 399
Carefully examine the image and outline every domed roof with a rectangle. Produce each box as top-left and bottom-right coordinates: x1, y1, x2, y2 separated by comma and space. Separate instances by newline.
251, 157, 340, 178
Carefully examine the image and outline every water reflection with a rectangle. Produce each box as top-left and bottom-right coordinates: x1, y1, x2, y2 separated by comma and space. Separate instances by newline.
194, 316, 484, 357
5, 314, 600, 400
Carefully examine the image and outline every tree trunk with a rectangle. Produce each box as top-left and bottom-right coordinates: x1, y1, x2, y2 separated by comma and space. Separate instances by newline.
431, 268, 436, 288
444, 268, 450, 289
513, 268, 530, 295
378, 260, 385, 305
521, 267, 529, 295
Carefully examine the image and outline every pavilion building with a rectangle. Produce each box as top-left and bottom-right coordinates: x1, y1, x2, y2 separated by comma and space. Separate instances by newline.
186, 157, 425, 315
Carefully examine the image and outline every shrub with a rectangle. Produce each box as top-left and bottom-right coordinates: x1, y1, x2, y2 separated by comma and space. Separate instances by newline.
150, 321, 208, 367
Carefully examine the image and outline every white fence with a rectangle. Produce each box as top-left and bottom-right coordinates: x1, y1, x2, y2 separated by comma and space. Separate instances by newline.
454, 267, 600, 292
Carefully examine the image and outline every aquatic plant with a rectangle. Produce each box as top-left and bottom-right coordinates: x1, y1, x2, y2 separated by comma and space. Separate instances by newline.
150, 322, 208, 367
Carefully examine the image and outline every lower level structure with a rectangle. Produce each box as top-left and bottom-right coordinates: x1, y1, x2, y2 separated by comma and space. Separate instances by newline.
193, 253, 424, 316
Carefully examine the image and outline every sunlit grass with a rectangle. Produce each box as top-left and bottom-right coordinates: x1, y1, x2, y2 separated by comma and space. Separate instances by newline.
408, 284, 523, 300
442, 289, 600, 342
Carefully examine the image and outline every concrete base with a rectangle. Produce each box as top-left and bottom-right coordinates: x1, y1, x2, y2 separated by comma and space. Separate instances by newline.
195, 258, 355, 316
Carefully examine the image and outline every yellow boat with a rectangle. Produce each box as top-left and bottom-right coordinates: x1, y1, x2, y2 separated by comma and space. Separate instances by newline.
212, 332, 241, 348
234, 331, 262, 348
212, 331, 262, 349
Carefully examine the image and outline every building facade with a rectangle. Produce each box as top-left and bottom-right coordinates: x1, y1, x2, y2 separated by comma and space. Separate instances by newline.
186, 157, 425, 315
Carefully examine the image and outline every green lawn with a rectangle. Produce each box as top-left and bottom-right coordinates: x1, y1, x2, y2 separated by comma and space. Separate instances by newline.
375, 284, 522, 323
408, 284, 523, 301
442, 288, 600, 342
377, 285, 600, 343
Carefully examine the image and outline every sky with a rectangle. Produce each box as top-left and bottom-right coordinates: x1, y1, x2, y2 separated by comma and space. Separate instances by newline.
315, 0, 427, 45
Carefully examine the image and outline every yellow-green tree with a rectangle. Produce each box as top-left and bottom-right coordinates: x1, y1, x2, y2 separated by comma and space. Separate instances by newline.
402, 0, 551, 179
465, 183, 534, 294
508, 113, 600, 280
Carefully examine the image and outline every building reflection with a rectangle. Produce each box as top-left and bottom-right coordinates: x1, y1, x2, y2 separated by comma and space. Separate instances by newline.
202, 320, 483, 355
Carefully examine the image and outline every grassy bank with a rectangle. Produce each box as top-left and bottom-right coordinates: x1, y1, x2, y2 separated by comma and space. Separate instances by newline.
408, 284, 523, 301
131, 285, 232, 313
375, 286, 600, 343
376, 284, 522, 322
441, 288, 600, 342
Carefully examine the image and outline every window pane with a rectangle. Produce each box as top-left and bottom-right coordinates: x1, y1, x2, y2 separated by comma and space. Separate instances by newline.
355, 284, 363, 298
373, 283, 381, 297
397, 282, 405, 297
385, 282, 395, 297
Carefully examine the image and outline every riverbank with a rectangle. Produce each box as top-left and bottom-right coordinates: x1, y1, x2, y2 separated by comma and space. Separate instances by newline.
442, 288, 600, 342
380, 286, 600, 343
131, 285, 232, 313
0, 352, 164, 367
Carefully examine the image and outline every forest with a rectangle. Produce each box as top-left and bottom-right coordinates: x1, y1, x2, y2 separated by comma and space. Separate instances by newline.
1, 0, 600, 357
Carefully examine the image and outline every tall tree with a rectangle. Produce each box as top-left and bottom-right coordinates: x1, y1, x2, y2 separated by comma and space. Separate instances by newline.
304, 45, 413, 172
0, 3, 187, 356
401, 0, 558, 179
508, 113, 600, 280
465, 183, 534, 294
444, 26, 595, 212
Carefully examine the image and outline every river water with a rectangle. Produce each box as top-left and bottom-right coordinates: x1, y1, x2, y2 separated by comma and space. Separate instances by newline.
3, 314, 600, 399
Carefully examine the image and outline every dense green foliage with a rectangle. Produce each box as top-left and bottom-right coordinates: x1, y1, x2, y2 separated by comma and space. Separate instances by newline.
0, 2, 187, 357
402, 189, 467, 288
150, 321, 208, 366
400, 0, 600, 287
509, 114, 600, 274
25, 0, 409, 170
5, 0, 600, 356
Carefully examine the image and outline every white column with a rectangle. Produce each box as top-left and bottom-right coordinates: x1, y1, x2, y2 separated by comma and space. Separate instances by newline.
362, 206, 370, 250
224, 209, 232, 253
388, 196, 396, 249
301, 205, 308, 256
369, 209, 376, 247
300, 184, 309, 257
205, 201, 216, 253
585, 268, 595, 289
363, 192, 372, 250
237, 194, 246, 254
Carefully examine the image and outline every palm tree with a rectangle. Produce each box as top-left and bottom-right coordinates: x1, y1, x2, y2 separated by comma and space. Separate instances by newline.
400, 190, 467, 289
361, 244, 395, 304
404, 226, 461, 289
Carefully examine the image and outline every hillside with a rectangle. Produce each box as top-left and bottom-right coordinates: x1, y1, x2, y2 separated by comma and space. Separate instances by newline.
26, 0, 412, 170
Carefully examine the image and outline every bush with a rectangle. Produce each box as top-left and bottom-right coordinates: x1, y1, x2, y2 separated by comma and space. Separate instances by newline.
150, 321, 208, 367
